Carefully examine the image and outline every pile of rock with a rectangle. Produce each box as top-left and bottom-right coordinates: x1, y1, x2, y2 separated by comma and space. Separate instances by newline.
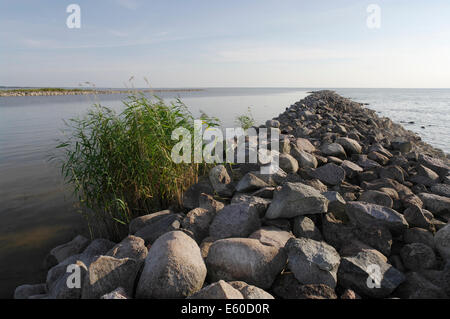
15, 91, 450, 299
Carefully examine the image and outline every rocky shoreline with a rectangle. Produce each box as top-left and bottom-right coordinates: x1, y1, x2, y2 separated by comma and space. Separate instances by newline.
14, 90, 450, 299
0, 88, 203, 97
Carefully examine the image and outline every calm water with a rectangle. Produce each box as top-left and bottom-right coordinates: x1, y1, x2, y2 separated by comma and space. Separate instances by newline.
0, 88, 449, 298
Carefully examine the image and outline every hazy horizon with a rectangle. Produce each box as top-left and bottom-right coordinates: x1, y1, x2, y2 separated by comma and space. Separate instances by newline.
1, 0, 450, 88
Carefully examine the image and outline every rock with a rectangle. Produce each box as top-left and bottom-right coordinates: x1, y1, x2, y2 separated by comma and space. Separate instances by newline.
396, 272, 448, 299
338, 248, 405, 298
106, 235, 147, 262
14, 284, 47, 299
359, 190, 393, 208
416, 164, 440, 186
279, 153, 299, 174
340, 289, 361, 299
45, 235, 90, 267
418, 193, 450, 215
400, 243, 436, 271
230, 194, 271, 214
198, 193, 225, 214
322, 191, 346, 219
100, 287, 129, 299
249, 227, 294, 249
302, 179, 328, 192
136, 231, 206, 298
369, 144, 393, 158
327, 156, 343, 165
419, 154, 449, 178
83, 239, 116, 257
345, 201, 408, 233
336, 137, 362, 155
206, 238, 286, 289
435, 224, 450, 261
199, 237, 215, 259
352, 224, 393, 257
379, 165, 405, 184
285, 238, 340, 288
294, 138, 316, 153
183, 179, 214, 209
129, 210, 173, 234
189, 280, 243, 299
266, 182, 329, 219
368, 151, 390, 165
320, 143, 346, 159
228, 281, 274, 299
266, 119, 280, 128
209, 165, 234, 197
133, 213, 183, 245
82, 256, 140, 299
292, 216, 322, 241
404, 228, 435, 248
321, 213, 355, 250
309, 163, 346, 186
209, 203, 261, 239
430, 184, 450, 198
403, 205, 434, 231
47, 259, 88, 299
235, 173, 269, 193
271, 273, 337, 299
251, 187, 275, 199
182, 208, 216, 242
341, 160, 363, 179
391, 138, 413, 153
357, 155, 381, 169
290, 147, 318, 168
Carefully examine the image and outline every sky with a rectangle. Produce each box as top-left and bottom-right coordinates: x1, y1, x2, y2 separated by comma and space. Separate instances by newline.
1, 0, 450, 88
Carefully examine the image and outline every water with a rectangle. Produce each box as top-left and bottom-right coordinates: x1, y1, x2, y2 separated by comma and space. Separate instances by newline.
0, 88, 449, 298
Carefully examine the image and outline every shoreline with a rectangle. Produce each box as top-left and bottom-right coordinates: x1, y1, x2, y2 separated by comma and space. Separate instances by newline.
13, 90, 450, 299
0, 88, 204, 97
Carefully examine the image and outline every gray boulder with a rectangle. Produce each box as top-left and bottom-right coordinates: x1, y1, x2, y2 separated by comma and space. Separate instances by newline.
235, 173, 269, 193
209, 165, 234, 197
136, 231, 206, 298
133, 213, 183, 245
100, 287, 129, 299
182, 207, 216, 242
419, 193, 450, 215
106, 235, 148, 262
320, 143, 346, 159
290, 147, 318, 168
183, 179, 214, 209
279, 153, 299, 174
206, 238, 286, 289
403, 228, 435, 249
400, 243, 436, 271
189, 280, 243, 299
322, 191, 346, 219
341, 160, 363, 179
266, 182, 328, 219
228, 281, 274, 299
396, 272, 448, 299
45, 235, 90, 267
292, 216, 322, 241
336, 137, 362, 155
430, 184, 450, 198
359, 190, 393, 208
435, 224, 450, 260
309, 163, 346, 186
14, 283, 47, 299
249, 226, 294, 249
418, 154, 449, 178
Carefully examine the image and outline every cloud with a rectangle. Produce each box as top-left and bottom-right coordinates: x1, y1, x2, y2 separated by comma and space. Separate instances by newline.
116, 0, 138, 10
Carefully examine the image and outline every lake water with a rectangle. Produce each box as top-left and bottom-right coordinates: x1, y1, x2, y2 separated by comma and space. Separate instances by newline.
0, 87, 449, 298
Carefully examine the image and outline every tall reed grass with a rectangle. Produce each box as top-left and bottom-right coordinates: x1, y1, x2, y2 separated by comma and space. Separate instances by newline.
55, 93, 219, 240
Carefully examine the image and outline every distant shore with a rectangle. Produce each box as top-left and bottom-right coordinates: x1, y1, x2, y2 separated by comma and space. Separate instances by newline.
0, 88, 204, 97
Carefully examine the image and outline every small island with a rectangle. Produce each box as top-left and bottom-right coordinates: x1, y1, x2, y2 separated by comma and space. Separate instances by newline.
0, 88, 204, 97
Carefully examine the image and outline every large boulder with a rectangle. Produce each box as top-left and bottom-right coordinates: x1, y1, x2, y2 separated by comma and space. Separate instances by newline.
345, 201, 408, 233
320, 143, 346, 159
249, 227, 294, 249
189, 280, 243, 299
209, 204, 261, 239
265, 182, 328, 219
231, 194, 271, 215
338, 248, 405, 298
309, 163, 346, 186
209, 165, 234, 197
106, 235, 148, 262
290, 147, 318, 169
435, 224, 450, 261
136, 231, 206, 298
182, 208, 216, 242
418, 193, 450, 215
206, 238, 286, 289
285, 238, 340, 288
279, 153, 299, 174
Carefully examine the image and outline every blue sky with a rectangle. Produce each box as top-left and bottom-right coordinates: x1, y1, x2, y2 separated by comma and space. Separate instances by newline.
1, 0, 450, 88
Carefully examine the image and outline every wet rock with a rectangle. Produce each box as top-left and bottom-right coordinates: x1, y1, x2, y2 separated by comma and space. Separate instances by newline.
249, 227, 294, 249
359, 190, 393, 208
400, 243, 436, 271
228, 281, 274, 299
206, 238, 286, 289
320, 143, 346, 159
336, 137, 362, 155
14, 284, 47, 299
106, 235, 148, 262
182, 208, 216, 242
189, 280, 243, 299
235, 173, 269, 193
271, 273, 337, 299
418, 193, 450, 215
345, 201, 408, 233
82, 255, 140, 299
279, 153, 299, 174
136, 231, 206, 298
209, 203, 261, 239
309, 163, 346, 186
265, 182, 328, 219
285, 237, 340, 288
435, 224, 450, 260
292, 216, 322, 241
209, 165, 234, 197
338, 248, 405, 298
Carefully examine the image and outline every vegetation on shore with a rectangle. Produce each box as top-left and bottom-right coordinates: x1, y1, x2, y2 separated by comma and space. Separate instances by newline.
55, 93, 218, 239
